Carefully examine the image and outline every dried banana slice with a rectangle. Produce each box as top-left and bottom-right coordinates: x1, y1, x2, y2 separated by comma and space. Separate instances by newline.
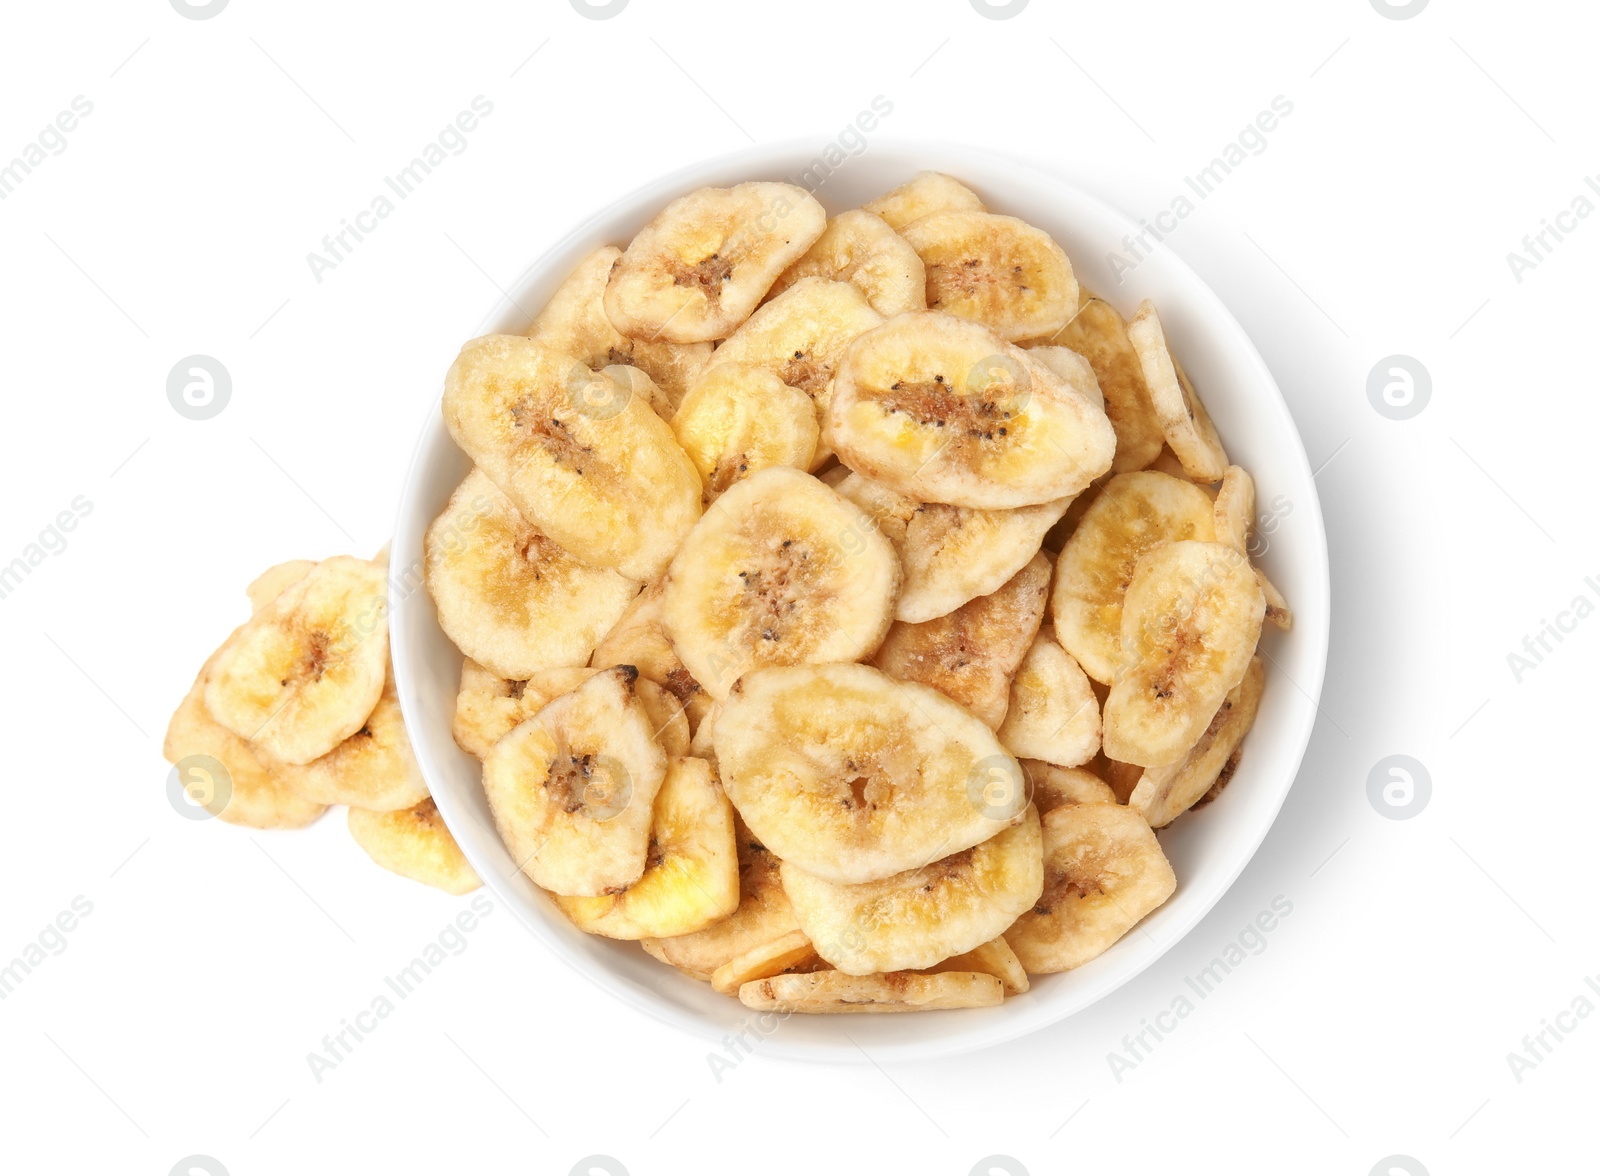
670, 362, 818, 500
1032, 295, 1166, 472
781, 807, 1043, 975
1126, 301, 1228, 482
590, 580, 712, 732
1020, 760, 1116, 814
1213, 465, 1292, 631
873, 552, 1051, 729
425, 469, 637, 680
710, 929, 818, 995
739, 969, 1004, 1013
714, 663, 1026, 884
1005, 803, 1175, 973
1051, 470, 1217, 684
246, 559, 315, 614
481, 666, 668, 896
1129, 655, 1263, 827
767, 209, 925, 316
604, 182, 826, 343
660, 467, 900, 701
277, 665, 429, 811
554, 756, 738, 939
926, 935, 1029, 995
901, 212, 1078, 342
833, 471, 1069, 624
826, 312, 1115, 509
642, 819, 800, 981
441, 334, 703, 582
862, 171, 985, 231
1026, 346, 1105, 411
452, 662, 596, 759
348, 799, 481, 895
1102, 540, 1265, 767
525, 245, 712, 410
164, 653, 327, 829
997, 636, 1101, 768
204, 556, 389, 765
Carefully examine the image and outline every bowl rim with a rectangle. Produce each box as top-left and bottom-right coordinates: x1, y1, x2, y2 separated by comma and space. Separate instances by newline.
390, 136, 1331, 1063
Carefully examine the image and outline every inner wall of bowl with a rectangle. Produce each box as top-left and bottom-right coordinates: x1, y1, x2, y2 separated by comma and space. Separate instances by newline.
391, 140, 1329, 1061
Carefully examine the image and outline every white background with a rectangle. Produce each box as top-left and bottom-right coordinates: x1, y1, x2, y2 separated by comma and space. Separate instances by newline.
1, 1, 1595, 1173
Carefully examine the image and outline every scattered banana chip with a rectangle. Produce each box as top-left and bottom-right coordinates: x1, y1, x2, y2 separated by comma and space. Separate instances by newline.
710, 928, 818, 995
555, 755, 739, 939
781, 807, 1043, 975
826, 311, 1115, 509
1020, 760, 1117, 813
660, 466, 900, 700
482, 666, 668, 896
739, 969, 1004, 1013
1033, 295, 1166, 472
832, 471, 1069, 624
873, 552, 1051, 729
671, 362, 819, 499
997, 636, 1101, 768
714, 663, 1026, 885
425, 468, 638, 680
1129, 655, 1263, 827
926, 935, 1029, 995
246, 559, 315, 614
526, 245, 712, 410
1051, 470, 1218, 684
1102, 540, 1265, 767
902, 212, 1078, 342
1126, 301, 1229, 482
441, 334, 703, 582
604, 182, 826, 343
348, 799, 481, 895
862, 170, 985, 231
277, 665, 429, 811
205, 556, 390, 765
768, 209, 926, 316
1005, 802, 1176, 973
590, 581, 712, 732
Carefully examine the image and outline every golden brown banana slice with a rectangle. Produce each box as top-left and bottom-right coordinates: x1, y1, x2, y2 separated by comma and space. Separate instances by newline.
1020, 760, 1116, 814
441, 334, 702, 582
660, 467, 900, 700
204, 556, 389, 765
826, 312, 1115, 509
276, 664, 428, 811
246, 560, 315, 614
604, 182, 826, 343
1126, 301, 1229, 482
164, 654, 327, 830
642, 819, 800, 980
997, 636, 1101, 768
710, 929, 818, 995
1032, 295, 1167, 472
782, 808, 1043, 975
833, 472, 1069, 624
671, 362, 818, 500
1129, 656, 1263, 827
590, 580, 712, 732
1051, 470, 1217, 684
901, 212, 1078, 342
1005, 802, 1176, 973
452, 662, 596, 759
1213, 465, 1292, 631
873, 552, 1050, 729
767, 209, 925, 316
1103, 540, 1265, 767
425, 468, 638, 680
481, 666, 668, 896
862, 171, 985, 231
348, 799, 481, 895
554, 756, 738, 939
739, 969, 1004, 1013
525, 245, 712, 410
926, 936, 1029, 995
715, 663, 1026, 884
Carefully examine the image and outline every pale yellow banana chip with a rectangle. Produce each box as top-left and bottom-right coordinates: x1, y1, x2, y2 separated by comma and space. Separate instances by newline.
671, 362, 818, 500
1214, 465, 1292, 631
768, 209, 925, 316
862, 171, 985, 231
246, 560, 315, 614
1020, 760, 1116, 814
1129, 655, 1263, 827
997, 635, 1101, 767
1126, 301, 1229, 482
452, 662, 597, 759
902, 212, 1078, 342
739, 969, 1004, 1013
710, 928, 818, 995
277, 664, 428, 811
604, 182, 826, 343
590, 580, 712, 732
1005, 803, 1175, 974
348, 799, 481, 895
926, 935, 1029, 995
1026, 345, 1105, 412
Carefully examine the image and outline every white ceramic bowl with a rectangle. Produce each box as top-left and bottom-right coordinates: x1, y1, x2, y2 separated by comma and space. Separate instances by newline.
390, 139, 1330, 1063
